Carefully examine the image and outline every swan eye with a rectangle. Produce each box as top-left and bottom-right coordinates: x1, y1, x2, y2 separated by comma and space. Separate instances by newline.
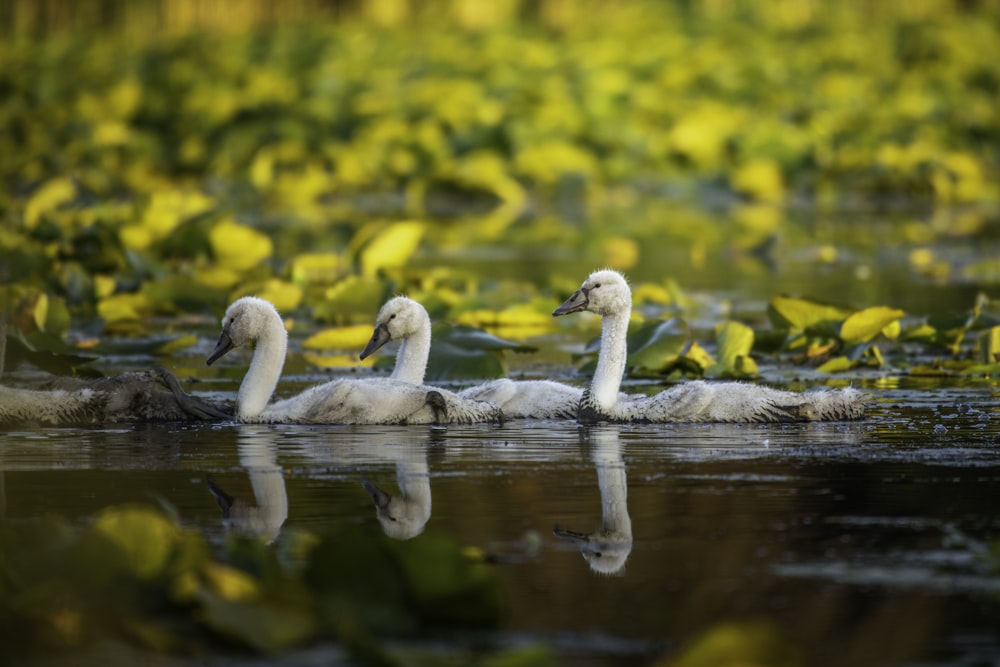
594, 283, 602, 288
390, 314, 397, 320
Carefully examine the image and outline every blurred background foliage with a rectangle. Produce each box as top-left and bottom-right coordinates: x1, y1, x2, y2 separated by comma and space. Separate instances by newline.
1, 0, 999, 378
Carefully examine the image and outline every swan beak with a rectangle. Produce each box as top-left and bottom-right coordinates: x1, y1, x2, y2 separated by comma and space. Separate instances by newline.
552, 288, 589, 316
361, 478, 393, 511
360, 323, 392, 360
206, 332, 235, 366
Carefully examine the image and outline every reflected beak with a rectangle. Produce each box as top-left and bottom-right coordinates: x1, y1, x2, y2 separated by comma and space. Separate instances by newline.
553, 525, 590, 543
206, 331, 235, 366
552, 288, 589, 316
360, 323, 392, 360
362, 478, 393, 511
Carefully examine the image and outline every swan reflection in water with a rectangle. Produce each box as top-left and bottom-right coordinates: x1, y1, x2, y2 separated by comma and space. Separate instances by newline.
361, 440, 434, 540
208, 427, 288, 543
554, 426, 633, 575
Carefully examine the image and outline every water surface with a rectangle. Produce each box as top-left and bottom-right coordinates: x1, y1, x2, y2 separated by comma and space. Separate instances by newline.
4, 380, 999, 667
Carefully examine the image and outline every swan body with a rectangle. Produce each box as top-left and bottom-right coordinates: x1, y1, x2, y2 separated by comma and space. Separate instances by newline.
209, 296, 500, 425
361, 295, 582, 419
0, 369, 232, 425
553, 270, 867, 424
459, 378, 582, 420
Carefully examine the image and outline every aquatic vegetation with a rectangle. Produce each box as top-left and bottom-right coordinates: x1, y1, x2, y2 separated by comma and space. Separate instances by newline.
0, 504, 507, 661
2, 0, 999, 382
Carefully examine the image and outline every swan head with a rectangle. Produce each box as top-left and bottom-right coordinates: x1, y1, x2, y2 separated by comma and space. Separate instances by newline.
362, 477, 430, 540
553, 525, 632, 576
360, 296, 429, 360
207, 296, 283, 366
553, 269, 631, 318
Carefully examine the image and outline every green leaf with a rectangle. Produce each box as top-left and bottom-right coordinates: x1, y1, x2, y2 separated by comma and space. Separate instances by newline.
840, 306, 905, 344
626, 318, 690, 371
385, 534, 507, 629
198, 593, 316, 652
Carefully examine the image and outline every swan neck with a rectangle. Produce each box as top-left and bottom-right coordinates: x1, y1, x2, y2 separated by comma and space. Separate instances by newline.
238, 320, 287, 420
591, 310, 629, 410
391, 320, 430, 384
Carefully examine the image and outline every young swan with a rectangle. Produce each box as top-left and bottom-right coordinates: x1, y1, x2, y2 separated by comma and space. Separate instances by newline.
360, 295, 582, 419
207, 296, 501, 425
552, 270, 867, 424
0, 368, 231, 425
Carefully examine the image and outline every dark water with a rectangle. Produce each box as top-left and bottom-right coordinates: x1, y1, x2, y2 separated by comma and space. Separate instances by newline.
3, 379, 999, 667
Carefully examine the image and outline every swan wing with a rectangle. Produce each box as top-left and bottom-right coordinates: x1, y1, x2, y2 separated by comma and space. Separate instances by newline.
461, 379, 581, 419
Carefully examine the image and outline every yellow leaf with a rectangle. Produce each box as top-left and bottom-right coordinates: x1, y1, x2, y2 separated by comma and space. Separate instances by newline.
98, 293, 150, 322
302, 352, 375, 369
817, 356, 855, 373
359, 221, 425, 277
246, 279, 303, 312
303, 325, 375, 350
194, 266, 242, 290
601, 237, 639, 270
92, 505, 179, 580
154, 335, 199, 356
94, 275, 117, 299
201, 562, 260, 602
710, 321, 755, 376
24, 178, 76, 228
290, 253, 342, 285
840, 306, 905, 345
32, 293, 48, 331
769, 295, 851, 332
210, 219, 273, 272
731, 159, 785, 202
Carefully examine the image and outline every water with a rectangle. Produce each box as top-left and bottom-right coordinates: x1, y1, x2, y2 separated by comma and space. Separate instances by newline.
3, 380, 999, 667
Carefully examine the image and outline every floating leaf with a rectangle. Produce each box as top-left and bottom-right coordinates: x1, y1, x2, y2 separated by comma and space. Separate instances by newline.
314, 276, 390, 324
981, 326, 1000, 364
199, 593, 316, 652
91, 505, 179, 580
359, 221, 425, 277
237, 279, 303, 313
302, 352, 375, 369
24, 178, 76, 228
201, 562, 261, 602
627, 318, 690, 371
709, 321, 757, 378
304, 325, 375, 350
816, 356, 854, 373
840, 306, 905, 344
98, 292, 151, 323
768, 295, 851, 334
153, 335, 199, 356
290, 253, 343, 285
209, 219, 273, 272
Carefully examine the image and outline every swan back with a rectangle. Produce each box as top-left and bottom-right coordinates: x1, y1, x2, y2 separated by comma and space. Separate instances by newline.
360, 296, 431, 384
459, 378, 582, 420
0, 371, 231, 425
